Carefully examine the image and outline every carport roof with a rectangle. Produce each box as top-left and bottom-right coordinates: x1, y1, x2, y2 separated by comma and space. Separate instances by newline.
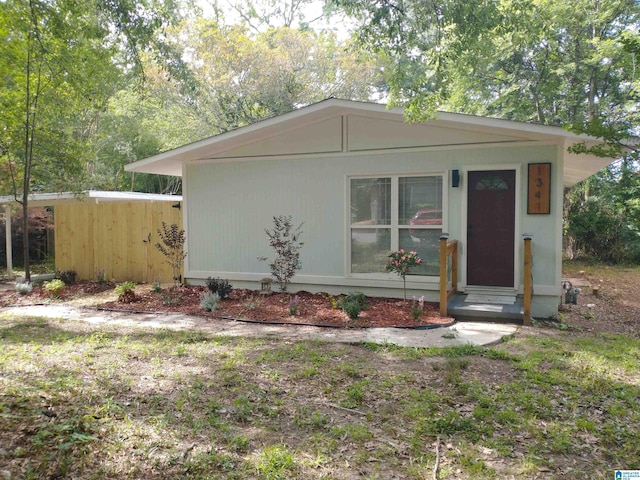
0, 190, 182, 207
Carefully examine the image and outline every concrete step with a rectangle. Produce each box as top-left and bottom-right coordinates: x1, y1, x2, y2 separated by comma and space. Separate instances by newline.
447, 293, 524, 324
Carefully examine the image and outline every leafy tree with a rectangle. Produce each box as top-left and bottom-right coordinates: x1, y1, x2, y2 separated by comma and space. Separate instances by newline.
0, 0, 185, 280
332, 0, 640, 262
96, 20, 384, 173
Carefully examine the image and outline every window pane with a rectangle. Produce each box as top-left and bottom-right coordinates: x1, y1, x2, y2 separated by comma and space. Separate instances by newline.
399, 228, 441, 276
399, 176, 443, 225
350, 178, 391, 225
351, 228, 390, 273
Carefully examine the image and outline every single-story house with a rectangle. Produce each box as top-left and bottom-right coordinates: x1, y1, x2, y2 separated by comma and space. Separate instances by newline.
1, 191, 182, 283
125, 99, 616, 319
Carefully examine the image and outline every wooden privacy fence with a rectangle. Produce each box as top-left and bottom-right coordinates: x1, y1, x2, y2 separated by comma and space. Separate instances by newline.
54, 201, 183, 283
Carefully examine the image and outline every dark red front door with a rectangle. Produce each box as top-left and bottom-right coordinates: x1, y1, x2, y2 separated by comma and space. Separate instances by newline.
467, 170, 516, 287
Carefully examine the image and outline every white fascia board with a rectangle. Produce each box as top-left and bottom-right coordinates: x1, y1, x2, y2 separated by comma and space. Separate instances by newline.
85, 191, 182, 203
562, 140, 617, 187
0, 190, 182, 207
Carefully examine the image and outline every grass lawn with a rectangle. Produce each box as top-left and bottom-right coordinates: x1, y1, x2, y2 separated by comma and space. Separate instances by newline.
1, 262, 639, 479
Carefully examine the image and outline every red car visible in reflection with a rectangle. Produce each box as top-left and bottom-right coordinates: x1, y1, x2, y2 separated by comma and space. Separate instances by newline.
408, 210, 442, 239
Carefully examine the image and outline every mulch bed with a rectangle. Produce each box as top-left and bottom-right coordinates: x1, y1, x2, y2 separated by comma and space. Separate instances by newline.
102, 287, 454, 329
0, 282, 454, 328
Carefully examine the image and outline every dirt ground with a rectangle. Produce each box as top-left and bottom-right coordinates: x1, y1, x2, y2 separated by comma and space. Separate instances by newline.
551, 263, 640, 337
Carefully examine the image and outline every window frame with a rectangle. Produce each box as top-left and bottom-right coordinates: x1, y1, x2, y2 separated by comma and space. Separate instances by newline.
347, 172, 448, 279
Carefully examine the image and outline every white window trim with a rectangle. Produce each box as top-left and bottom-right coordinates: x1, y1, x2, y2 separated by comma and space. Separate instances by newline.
346, 171, 448, 281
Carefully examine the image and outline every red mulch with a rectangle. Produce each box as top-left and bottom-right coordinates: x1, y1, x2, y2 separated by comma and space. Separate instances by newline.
1, 282, 454, 328
104, 286, 453, 328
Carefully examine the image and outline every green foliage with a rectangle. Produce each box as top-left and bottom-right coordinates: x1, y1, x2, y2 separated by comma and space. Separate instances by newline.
340, 298, 362, 320
43, 279, 65, 297
259, 215, 304, 292
206, 277, 233, 299
255, 444, 297, 480
155, 222, 187, 287
1, 309, 640, 478
200, 292, 221, 312
114, 282, 136, 296
115, 281, 137, 303
337, 291, 370, 320
566, 160, 640, 263
338, 291, 368, 310
386, 250, 423, 300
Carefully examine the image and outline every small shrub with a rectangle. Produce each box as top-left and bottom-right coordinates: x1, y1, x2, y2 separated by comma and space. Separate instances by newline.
152, 278, 162, 293
95, 269, 107, 284
242, 296, 263, 311
289, 295, 300, 316
337, 292, 368, 310
162, 293, 179, 306
328, 295, 339, 309
258, 215, 304, 292
55, 269, 77, 285
115, 281, 137, 303
156, 222, 186, 287
385, 249, 423, 300
341, 299, 362, 320
15, 282, 33, 296
344, 291, 368, 309
43, 279, 65, 298
114, 281, 136, 296
200, 292, 220, 312
206, 277, 233, 299
411, 295, 425, 320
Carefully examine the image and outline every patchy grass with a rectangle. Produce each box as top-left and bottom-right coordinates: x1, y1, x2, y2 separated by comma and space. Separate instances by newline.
1, 315, 639, 479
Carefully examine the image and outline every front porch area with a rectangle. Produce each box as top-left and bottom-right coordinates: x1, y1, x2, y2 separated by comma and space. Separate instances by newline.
446, 293, 525, 323
439, 235, 532, 325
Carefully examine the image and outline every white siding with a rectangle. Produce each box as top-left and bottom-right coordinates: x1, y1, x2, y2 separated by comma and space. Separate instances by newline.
185, 141, 561, 319
346, 115, 527, 151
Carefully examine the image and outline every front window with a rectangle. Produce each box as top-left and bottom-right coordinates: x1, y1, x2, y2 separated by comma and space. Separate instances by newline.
349, 174, 444, 276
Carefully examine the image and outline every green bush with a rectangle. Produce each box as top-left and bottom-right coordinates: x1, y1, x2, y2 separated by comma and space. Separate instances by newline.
205, 277, 232, 299
114, 281, 136, 296
200, 292, 220, 312
114, 281, 137, 303
338, 291, 368, 310
341, 299, 362, 320
43, 279, 65, 298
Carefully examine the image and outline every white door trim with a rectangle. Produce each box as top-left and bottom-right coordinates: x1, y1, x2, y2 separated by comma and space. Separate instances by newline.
460, 165, 521, 293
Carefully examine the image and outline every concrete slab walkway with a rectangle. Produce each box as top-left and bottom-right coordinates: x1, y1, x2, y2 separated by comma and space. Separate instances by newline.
0, 304, 518, 348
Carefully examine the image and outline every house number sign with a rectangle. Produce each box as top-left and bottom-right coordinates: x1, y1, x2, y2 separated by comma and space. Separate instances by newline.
527, 163, 551, 214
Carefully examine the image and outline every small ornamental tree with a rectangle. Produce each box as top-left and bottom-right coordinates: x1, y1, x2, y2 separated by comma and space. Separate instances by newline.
259, 215, 304, 292
156, 222, 187, 287
386, 249, 423, 300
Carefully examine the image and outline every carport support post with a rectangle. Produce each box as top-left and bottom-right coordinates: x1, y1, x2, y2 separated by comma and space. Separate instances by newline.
4, 204, 12, 280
